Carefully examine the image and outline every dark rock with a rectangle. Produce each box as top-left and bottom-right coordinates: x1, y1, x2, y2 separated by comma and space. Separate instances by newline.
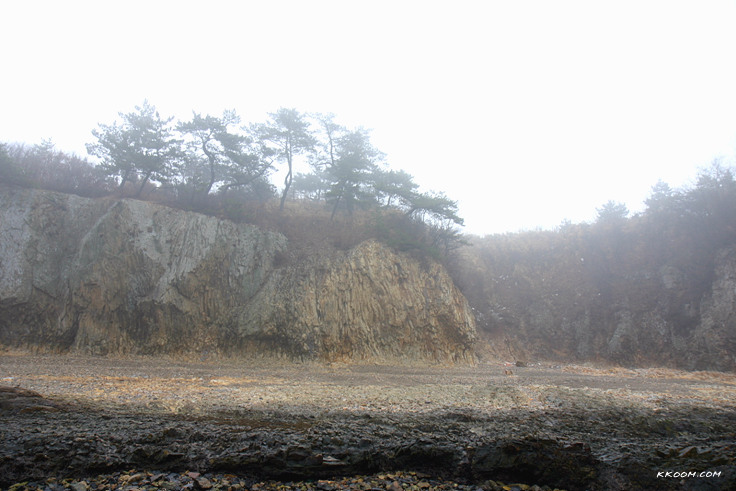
195, 476, 213, 489
471, 439, 599, 491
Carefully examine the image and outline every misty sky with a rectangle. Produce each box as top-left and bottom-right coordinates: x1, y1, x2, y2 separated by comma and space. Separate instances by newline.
2, 1, 736, 236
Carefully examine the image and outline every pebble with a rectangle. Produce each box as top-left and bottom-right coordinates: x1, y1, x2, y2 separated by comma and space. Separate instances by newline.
4, 470, 564, 490
69, 481, 88, 491
196, 476, 213, 489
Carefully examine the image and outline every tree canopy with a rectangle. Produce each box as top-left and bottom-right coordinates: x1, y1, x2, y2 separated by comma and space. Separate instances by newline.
79, 102, 467, 254
252, 108, 316, 211
6, 103, 736, 273
177, 110, 270, 199
86, 100, 180, 197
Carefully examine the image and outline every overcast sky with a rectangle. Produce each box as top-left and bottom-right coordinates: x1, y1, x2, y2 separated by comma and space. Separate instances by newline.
2, 1, 736, 236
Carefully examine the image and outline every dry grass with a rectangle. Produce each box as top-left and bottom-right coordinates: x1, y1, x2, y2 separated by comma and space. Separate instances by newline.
2, 353, 735, 420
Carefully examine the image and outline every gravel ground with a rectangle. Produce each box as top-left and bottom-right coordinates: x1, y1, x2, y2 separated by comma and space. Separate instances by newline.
1, 353, 735, 490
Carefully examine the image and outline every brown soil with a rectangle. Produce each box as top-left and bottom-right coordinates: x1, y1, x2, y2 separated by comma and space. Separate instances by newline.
1, 353, 735, 490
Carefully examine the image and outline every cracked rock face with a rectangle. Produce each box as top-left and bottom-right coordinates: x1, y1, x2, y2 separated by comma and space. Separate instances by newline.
262, 240, 476, 362
0, 185, 476, 361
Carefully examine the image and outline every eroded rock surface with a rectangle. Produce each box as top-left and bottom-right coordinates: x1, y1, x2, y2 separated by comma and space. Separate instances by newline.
0, 185, 475, 361
460, 237, 736, 371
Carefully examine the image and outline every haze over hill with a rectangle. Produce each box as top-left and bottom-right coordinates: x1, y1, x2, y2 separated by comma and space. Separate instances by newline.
3, 1, 736, 235
2, 134, 736, 370
2, 137, 736, 488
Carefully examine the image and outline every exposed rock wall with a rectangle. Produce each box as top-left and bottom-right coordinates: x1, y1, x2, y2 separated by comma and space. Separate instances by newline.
686, 247, 736, 370
0, 185, 475, 361
462, 242, 736, 371
262, 240, 476, 361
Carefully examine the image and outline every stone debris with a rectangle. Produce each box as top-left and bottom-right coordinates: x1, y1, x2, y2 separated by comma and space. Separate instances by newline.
5, 470, 565, 491
1, 354, 735, 490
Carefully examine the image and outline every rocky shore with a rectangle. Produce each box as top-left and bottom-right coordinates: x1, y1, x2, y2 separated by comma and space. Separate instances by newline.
1, 353, 735, 490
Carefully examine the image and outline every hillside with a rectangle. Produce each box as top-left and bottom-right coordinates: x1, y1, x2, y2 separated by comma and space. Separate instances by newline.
455, 166, 736, 371
1, 160, 736, 371
0, 184, 474, 362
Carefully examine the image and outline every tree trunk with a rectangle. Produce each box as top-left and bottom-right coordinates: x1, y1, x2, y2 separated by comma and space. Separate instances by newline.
117, 170, 131, 193
202, 142, 217, 196
135, 171, 152, 198
279, 165, 292, 211
279, 145, 293, 212
330, 193, 342, 221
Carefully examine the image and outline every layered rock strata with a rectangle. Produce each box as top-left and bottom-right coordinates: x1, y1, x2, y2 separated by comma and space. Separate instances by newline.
0, 185, 475, 361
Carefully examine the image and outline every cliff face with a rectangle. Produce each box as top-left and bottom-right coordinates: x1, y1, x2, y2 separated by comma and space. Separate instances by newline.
460, 239, 736, 371
263, 240, 476, 361
0, 185, 475, 361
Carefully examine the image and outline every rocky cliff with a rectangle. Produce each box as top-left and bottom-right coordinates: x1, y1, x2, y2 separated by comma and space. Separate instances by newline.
0, 185, 476, 361
460, 235, 736, 371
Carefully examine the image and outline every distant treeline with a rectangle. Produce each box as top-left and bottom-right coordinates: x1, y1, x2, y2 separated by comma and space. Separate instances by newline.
0, 101, 465, 258
2, 101, 735, 269
453, 161, 736, 366
4, 111, 736, 366
460, 160, 736, 311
